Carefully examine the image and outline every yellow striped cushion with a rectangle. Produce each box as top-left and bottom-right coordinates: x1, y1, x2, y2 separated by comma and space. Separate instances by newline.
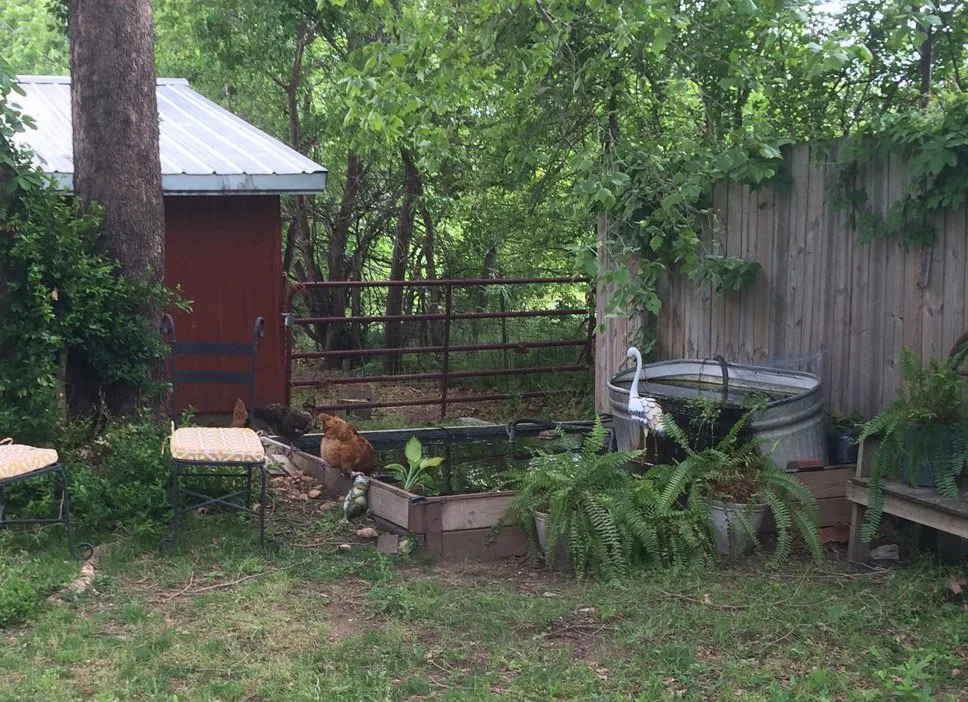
0, 444, 59, 480
170, 427, 265, 463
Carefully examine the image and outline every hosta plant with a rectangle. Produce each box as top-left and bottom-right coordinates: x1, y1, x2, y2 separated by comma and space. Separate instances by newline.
385, 436, 444, 495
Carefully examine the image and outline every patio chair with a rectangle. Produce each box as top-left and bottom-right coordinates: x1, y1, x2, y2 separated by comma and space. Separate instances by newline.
158, 314, 276, 553
0, 438, 93, 559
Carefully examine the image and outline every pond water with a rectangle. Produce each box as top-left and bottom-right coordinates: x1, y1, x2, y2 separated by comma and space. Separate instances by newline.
631, 377, 796, 407
296, 424, 592, 497
367, 431, 586, 496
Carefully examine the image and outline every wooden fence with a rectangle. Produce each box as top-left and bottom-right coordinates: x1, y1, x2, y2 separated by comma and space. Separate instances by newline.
596, 143, 968, 418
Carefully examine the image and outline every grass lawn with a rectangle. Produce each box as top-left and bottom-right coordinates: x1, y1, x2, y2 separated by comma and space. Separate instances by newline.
2, 504, 967, 701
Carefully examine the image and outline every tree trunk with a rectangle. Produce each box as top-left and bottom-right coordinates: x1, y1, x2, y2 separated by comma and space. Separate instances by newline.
324, 152, 364, 360
68, 0, 166, 417
472, 246, 498, 312
384, 149, 420, 372
421, 206, 444, 346
919, 25, 933, 108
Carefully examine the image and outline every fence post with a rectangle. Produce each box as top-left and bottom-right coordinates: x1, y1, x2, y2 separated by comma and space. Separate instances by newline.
440, 284, 453, 420
282, 310, 295, 407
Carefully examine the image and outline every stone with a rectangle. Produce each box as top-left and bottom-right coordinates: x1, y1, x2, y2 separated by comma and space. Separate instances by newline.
870, 544, 900, 561
376, 534, 400, 554
456, 416, 491, 426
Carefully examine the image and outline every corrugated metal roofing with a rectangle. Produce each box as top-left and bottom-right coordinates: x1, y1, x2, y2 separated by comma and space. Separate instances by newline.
11, 75, 328, 195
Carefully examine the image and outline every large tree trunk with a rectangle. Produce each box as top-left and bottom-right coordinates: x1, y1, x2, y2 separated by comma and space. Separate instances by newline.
68, 0, 166, 417
324, 152, 364, 360
421, 206, 445, 346
383, 149, 421, 372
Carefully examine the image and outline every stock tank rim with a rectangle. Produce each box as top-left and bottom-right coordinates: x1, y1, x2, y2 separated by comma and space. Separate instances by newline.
605, 358, 822, 412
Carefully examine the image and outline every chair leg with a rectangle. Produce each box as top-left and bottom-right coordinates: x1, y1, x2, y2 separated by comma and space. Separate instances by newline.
57, 465, 93, 561
245, 465, 253, 512
258, 463, 267, 549
159, 460, 181, 554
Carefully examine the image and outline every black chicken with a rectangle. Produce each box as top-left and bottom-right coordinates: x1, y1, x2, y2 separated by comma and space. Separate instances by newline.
252, 404, 314, 444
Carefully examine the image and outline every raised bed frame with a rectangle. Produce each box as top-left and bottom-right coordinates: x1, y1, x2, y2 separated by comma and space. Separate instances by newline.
263, 425, 853, 561
263, 426, 532, 560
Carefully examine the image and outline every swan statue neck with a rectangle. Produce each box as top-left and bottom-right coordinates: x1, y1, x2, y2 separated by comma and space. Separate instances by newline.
627, 347, 643, 399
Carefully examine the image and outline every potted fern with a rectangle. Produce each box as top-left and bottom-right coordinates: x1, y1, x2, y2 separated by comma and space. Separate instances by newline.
509, 416, 713, 578
857, 344, 968, 541
657, 412, 823, 564
828, 411, 864, 465
508, 416, 644, 579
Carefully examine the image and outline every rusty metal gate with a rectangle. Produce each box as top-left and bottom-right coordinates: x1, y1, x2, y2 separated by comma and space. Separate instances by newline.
283, 277, 593, 420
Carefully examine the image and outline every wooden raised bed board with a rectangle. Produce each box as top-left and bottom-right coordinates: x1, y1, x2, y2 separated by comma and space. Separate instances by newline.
263, 439, 526, 561
264, 439, 850, 557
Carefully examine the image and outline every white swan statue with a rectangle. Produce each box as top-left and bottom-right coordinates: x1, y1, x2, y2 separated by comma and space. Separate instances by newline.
627, 347, 665, 435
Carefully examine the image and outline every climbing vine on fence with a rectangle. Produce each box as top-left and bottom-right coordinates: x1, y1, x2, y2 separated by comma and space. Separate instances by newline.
580, 135, 787, 324
834, 94, 968, 250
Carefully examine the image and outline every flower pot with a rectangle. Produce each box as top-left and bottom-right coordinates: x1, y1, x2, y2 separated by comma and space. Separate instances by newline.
827, 433, 859, 465
709, 500, 768, 556
533, 510, 573, 571
900, 424, 967, 488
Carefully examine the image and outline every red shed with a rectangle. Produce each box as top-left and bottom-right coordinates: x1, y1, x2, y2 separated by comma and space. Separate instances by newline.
12, 76, 328, 413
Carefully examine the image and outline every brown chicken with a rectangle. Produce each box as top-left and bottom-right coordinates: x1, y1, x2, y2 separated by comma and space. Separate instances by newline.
230, 398, 249, 428
319, 413, 374, 476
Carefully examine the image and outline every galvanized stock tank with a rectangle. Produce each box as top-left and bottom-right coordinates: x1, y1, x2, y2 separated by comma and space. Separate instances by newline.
607, 359, 827, 470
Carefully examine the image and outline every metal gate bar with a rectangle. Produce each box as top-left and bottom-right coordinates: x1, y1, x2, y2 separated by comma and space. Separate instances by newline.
284, 277, 593, 420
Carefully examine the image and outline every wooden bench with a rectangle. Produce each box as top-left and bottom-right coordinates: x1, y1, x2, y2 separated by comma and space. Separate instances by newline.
846, 439, 968, 564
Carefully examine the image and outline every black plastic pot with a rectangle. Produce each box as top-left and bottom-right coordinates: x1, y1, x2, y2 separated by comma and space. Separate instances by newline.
899, 424, 966, 488
827, 433, 859, 465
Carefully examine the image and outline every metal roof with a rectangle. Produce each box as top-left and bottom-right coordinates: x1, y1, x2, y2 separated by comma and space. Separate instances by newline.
11, 75, 328, 195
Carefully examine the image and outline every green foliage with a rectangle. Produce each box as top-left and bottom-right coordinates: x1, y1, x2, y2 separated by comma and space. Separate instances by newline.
3, 417, 171, 535
0, 60, 183, 442
830, 411, 864, 435
836, 95, 968, 250
385, 436, 444, 495
689, 255, 761, 297
657, 411, 823, 565
857, 345, 968, 541
509, 416, 710, 579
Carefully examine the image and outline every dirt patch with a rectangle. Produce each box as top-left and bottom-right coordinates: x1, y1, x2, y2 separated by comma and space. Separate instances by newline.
537, 605, 616, 662
292, 375, 586, 427
322, 576, 374, 640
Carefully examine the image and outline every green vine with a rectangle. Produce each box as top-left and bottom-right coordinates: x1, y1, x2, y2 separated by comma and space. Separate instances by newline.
582, 136, 786, 321
0, 61, 186, 441
835, 94, 968, 250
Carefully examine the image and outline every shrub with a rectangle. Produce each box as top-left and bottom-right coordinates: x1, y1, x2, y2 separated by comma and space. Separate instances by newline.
4, 417, 171, 536
0, 60, 182, 444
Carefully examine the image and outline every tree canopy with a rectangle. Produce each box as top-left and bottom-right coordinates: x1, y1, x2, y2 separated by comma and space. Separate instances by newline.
3, 0, 966, 327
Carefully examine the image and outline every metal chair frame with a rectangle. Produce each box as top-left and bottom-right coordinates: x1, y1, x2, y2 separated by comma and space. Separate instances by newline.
158, 314, 275, 552
0, 460, 93, 560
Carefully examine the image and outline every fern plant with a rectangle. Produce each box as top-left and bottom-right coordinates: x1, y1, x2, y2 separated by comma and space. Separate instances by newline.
509, 416, 712, 579
509, 416, 640, 580
654, 411, 823, 566
857, 344, 968, 542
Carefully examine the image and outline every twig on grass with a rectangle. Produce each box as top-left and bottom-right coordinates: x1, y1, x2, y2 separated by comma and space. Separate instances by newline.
659, 591, 749, 610
161, 558, 311, 601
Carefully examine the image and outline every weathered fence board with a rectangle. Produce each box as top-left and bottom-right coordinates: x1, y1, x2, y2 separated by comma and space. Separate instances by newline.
597, 143, 968, 418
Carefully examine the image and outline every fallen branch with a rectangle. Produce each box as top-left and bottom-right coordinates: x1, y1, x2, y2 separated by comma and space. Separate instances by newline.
659, 590, 749, 611
161, 558, 311, 601
48, 547, 99, 602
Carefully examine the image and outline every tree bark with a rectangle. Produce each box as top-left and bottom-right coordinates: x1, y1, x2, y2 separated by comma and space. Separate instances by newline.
68, 0, 166, 417
324, 151, 364, 359
421, 206, 445, 346
384, 148, 420, 372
